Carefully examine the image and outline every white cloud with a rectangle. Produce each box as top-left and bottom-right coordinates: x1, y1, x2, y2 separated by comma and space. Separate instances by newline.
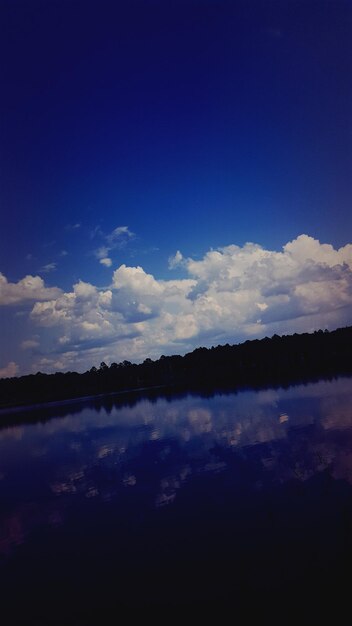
34, 353, 79, 373
0, 273, 62, 306
40, 262, 57, 273
284, 235, 352, 266
95, 246, 110, 260
21, 339, 40, 350
107, 225, 134, 244
100, 258, 112, 267
112, 264, 163, 294
0, 361, 19, 379
73, 280, 98, 300
26, 235, 352, 373
93, 225, 135, 265
168, 250, 184, 269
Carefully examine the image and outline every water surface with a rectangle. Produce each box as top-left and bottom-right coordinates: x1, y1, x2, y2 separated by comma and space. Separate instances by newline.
1, 377, 352, 620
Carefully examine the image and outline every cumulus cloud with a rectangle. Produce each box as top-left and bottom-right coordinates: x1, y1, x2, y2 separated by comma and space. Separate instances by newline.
112, 264, 163, 294
31, 279, 134, 359
110, 264, 167, 322
0, 273, 62, 306
168, 250, 184, 269
28, 235, 352, 373
100, 258, 112, 267
0, 361, 19, 379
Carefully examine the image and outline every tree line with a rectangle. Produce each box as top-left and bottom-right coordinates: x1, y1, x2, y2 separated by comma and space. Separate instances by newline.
0, 326, 351, 412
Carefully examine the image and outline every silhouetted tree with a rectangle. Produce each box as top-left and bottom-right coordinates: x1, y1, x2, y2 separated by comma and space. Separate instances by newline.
1, 326, 352, 415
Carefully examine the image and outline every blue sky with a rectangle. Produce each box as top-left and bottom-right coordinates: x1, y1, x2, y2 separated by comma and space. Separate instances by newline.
1, 0, 351, 377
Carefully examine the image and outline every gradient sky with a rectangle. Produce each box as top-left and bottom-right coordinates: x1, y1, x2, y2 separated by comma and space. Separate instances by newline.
1, 0, 351, 377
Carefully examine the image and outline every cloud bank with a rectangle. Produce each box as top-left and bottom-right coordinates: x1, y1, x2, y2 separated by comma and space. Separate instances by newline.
24, 235, 352, 373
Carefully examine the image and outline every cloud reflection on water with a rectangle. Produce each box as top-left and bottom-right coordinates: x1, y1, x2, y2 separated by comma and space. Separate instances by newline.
0, 376, 352, 556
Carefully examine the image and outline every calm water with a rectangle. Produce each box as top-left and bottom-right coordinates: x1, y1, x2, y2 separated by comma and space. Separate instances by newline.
1, 377, 352, 620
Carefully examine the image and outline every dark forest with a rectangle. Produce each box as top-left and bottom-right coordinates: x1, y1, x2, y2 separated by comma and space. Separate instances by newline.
1, 326, 351, 414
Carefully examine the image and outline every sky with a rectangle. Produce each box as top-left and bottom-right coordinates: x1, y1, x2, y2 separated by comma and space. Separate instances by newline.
1, 0, 351, 377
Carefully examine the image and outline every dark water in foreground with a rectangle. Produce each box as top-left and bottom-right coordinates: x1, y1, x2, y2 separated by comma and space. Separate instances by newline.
1, 377, 352, 621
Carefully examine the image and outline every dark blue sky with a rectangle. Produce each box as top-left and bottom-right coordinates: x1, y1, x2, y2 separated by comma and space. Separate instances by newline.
1, 0, 352, 375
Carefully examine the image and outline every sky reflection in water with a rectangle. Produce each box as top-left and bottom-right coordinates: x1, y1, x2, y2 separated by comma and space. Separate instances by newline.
1, 377, 352, 615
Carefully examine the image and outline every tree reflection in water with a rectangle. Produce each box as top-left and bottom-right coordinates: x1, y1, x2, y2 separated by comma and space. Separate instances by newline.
1, 376, 352, 620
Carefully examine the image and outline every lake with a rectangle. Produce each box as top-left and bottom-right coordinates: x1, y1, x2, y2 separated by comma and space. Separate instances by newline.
1, 376, 352, 621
